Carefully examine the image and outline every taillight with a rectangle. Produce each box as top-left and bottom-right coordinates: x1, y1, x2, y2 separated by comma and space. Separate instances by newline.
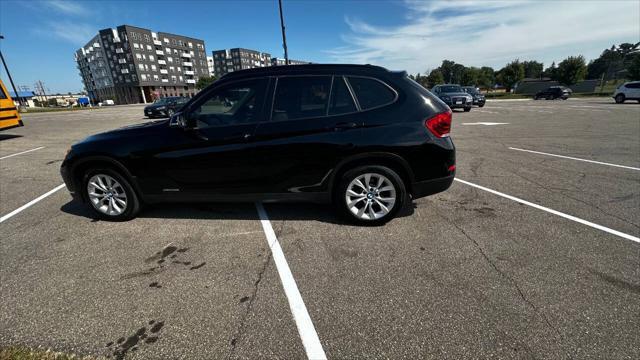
425, 109, 452, 138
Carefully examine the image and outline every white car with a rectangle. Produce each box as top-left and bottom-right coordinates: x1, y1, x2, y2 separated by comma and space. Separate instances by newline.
613, 81, 640, 104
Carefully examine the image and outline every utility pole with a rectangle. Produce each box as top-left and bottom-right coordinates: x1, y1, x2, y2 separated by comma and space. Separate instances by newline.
278, 0, 289, 65
0, 35, 24, 108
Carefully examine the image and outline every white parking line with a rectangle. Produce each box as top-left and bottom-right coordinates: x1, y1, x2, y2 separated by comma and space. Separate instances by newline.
454, 179, 639, 243
255, 202, 327, 360
0, 184, 66, 223
508, 147, 640, 171
0, 146, 45, 160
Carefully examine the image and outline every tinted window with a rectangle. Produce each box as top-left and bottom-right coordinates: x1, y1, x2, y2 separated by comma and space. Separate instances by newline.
626, 82, 640, 89
191, 79, 266, 128
272, 76, 331, 121
329, 77, 357, 115
348, 77, 396, 110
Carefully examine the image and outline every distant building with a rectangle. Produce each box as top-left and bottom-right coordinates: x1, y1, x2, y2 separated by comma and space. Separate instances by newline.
271, 57, 310, 66
9, 91, 36, 108
211, 48, 271, 77
207, 56, 214, 77
75, 25, 209, 105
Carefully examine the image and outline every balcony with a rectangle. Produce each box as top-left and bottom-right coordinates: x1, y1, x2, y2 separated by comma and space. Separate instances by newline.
121, 69, 129, 74
186, 79, 196, 84
118, 59, 127, 64
161, 78, 169, 83
115, 48, 124, 53
184, 70, 194, 75
183, 62, 193, 67
156, 50, 164, 55
153, 40, 162, 46
160, 69, 168, 74
157, 59, 166, 65
181, 53, 192, 58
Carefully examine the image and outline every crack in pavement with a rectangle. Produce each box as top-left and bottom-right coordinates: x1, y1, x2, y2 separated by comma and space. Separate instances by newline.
443, 214, 571, 358
227, 250, 273, 359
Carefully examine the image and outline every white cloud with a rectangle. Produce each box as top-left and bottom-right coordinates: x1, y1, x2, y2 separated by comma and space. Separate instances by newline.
44, 0, 89, 16
328, 0, 640, 73
32, 21, 95, 45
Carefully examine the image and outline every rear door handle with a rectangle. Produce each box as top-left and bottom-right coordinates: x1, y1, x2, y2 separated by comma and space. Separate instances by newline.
331, 122, 358, 131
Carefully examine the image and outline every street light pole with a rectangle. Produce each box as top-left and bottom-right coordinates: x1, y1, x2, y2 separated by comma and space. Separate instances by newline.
278, 0, 289, 65
0, 35, 23, 108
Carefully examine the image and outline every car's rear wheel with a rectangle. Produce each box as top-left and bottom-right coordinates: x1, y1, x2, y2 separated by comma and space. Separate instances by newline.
546, 95, 553, 100
336, 165, 406, 225
615, 94, 625, 104
83, 168, 140, 221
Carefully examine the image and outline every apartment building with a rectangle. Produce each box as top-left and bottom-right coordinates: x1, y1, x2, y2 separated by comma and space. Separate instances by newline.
271, 57, 310, 66
207, 56, 214, 77
75, 25, 208, 104
211, 48, 272, 77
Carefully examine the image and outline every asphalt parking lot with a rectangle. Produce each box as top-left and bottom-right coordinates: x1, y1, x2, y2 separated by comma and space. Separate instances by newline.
1, 98, 638, 359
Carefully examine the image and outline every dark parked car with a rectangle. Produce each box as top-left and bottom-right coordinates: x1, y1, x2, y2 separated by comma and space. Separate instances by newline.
431, 84, 473, 111
534, 86, 571, 100
61, 64, 456, 225
144, 96, 189, 118
462, 86, 486, 107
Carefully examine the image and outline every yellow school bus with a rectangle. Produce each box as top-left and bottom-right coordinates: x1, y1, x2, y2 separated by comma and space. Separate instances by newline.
0, 78, 23, 131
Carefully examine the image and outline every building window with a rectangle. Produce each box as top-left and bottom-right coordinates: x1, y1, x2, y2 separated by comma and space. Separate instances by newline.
138, 64, 144, 70
141, 74, 147, 81
136, 53, 142, 59
163, 37, 169, 43
133, 43, 139, 49
149, 55, 155, 61
146, 44, 152, 51
151, 65, 157, 71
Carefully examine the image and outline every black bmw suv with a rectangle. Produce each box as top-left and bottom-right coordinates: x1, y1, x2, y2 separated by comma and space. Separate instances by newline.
144, 96, 189, 118
462, 86, 486, 107
61, 64, 456, 225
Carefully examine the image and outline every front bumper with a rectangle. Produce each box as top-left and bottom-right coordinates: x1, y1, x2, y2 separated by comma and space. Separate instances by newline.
412, 174, 455, 199
60, 160, 82, 202
144, 108, 168, 118
442, 97, 472, 108
473, 98, 486, 105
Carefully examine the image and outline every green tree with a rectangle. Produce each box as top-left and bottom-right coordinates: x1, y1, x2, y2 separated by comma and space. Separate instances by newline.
477, 66, 495, 89
556, 55, 587, 86
496, 60, 524, 92
439, 60, 456, 83
522, 61, 544, 78
626, 54, 640, 80
426, 69, 444, 88
196, 75, 218, 90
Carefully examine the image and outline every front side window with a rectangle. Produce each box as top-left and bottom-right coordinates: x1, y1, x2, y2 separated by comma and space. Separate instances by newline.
190, 79, 266, 128
347, 77, 396, 110
272, 76, 331, 121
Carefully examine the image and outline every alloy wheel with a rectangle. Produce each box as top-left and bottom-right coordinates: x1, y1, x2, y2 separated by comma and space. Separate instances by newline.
87, 174, 128, 216
345, 173, 396, 220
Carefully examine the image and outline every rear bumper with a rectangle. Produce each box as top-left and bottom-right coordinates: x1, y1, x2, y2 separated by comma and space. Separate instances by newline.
411, 174, 455, 199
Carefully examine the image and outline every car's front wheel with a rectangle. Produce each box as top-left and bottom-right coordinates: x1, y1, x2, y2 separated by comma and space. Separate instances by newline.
464, 106, 471, 112
83, 168, 140, 221
615, 94, 625, 104
478, 103, 485, 108
336, 165, 406, 225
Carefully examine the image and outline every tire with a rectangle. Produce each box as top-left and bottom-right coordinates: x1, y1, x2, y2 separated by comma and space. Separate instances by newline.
335, 165, 406, 226
83, 168, 141, 221
478, 103, 485, 108
546, 95, 553, 100
534, 95, 539, 100
615, 94, 625, 104
464, 106, 471, 112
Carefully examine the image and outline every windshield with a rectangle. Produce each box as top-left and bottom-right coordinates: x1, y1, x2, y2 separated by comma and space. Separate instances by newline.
440, 86, 463, 93
463, 87, 479, 94
153, 98, 168, 105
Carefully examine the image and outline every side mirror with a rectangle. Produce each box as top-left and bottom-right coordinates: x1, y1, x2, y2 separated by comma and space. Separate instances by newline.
170, 112, 197, 129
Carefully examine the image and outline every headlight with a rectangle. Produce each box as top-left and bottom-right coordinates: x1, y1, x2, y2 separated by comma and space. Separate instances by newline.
466, 96, 473, 101
441, 96, 450, 101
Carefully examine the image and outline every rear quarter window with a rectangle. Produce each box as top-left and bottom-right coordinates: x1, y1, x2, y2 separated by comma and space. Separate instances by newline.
346, 77, 396, 110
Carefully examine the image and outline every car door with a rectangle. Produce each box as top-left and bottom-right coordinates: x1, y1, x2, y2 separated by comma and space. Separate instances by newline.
250, 75, 362, 194
151, 78, 270, 197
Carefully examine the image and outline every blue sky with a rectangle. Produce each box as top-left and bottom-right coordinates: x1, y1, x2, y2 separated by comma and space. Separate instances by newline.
0, 0, 638, 93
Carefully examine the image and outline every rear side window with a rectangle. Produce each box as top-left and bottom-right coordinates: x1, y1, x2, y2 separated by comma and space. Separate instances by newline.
347, 77, 396, 110
272, 76, 331, 121
329, 77, 357, 115
626, 82, 640, 89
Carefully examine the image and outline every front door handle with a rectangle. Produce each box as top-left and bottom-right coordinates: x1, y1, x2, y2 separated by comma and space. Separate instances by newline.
332, 122, 358, 131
